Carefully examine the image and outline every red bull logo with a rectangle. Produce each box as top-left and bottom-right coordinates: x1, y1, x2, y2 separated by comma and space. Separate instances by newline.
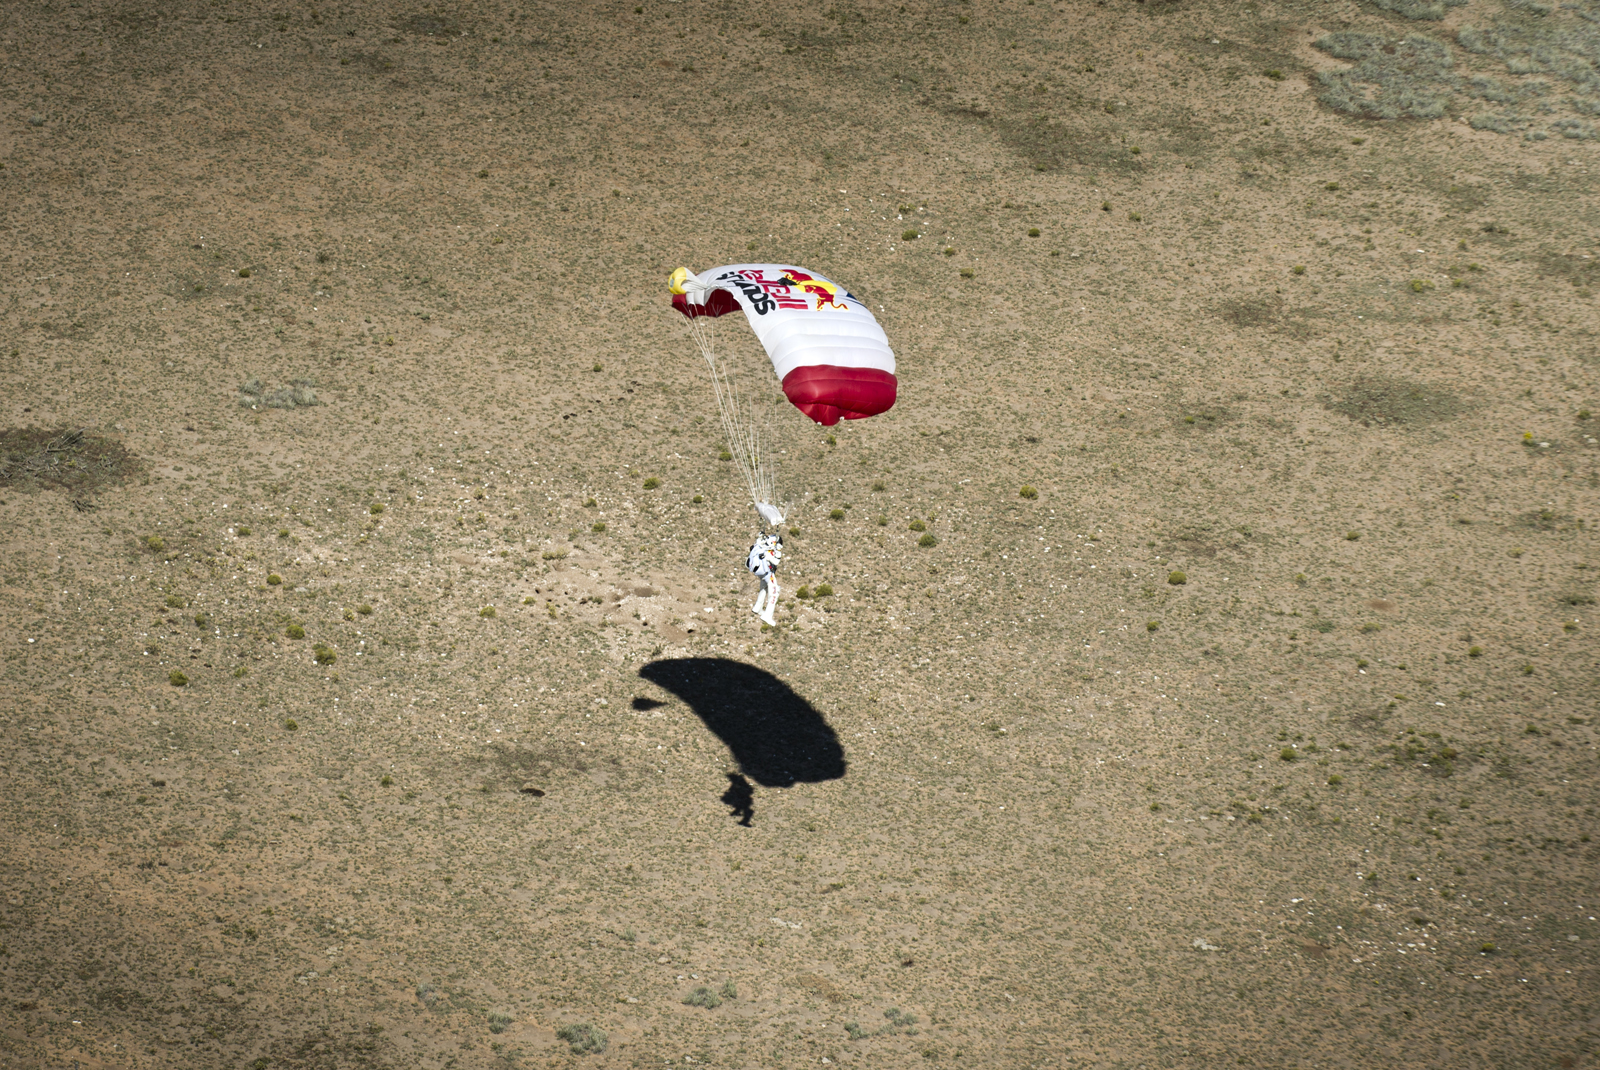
779, 269, 848, 311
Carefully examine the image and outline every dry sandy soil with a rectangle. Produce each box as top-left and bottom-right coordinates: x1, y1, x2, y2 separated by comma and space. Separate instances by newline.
2, 0, 1598, 1067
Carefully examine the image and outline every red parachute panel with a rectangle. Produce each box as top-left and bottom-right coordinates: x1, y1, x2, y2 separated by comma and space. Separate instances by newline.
671, 289, 741, 319
780, 365, 898, 426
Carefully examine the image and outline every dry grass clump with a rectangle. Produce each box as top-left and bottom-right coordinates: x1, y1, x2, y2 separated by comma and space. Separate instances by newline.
238, 378, 320, 410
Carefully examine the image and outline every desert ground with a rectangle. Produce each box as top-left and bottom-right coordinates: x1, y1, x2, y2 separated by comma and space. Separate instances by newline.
1, 0, 1598, 1067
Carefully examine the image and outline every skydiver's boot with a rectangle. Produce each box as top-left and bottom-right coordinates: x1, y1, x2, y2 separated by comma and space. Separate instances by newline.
760, 581, 778, 627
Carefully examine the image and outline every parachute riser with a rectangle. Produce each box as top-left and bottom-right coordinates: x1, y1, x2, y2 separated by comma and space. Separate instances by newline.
679, 314, 783, 521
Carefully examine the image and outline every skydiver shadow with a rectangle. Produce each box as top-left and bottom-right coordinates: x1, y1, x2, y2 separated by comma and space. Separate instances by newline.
722, 774, 755, 826
637, 657, 847, 826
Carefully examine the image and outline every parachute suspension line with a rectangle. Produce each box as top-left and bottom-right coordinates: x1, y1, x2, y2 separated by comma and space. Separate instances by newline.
682, 313, 780, 521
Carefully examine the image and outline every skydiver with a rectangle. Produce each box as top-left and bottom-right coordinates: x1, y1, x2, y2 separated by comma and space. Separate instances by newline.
746, 529, 783, 627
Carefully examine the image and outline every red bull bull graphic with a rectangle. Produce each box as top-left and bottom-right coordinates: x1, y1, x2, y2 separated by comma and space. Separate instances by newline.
778, 270, 849, 311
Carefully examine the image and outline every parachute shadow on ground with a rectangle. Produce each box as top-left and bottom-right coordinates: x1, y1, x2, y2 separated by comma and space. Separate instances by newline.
637, 658, 846, 789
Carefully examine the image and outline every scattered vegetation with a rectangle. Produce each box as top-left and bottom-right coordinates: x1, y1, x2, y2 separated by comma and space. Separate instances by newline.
169, 670, 188, 687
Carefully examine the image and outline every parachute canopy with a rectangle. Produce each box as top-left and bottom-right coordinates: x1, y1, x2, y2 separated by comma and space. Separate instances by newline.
669, 264, 897, 426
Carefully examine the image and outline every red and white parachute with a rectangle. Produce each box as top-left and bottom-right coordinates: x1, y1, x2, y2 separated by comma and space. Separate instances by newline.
669, 265, 897, 426
669, 264, 897, 526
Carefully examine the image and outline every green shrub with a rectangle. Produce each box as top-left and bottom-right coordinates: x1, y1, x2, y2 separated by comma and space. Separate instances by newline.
285, 623, 305, 639
193, 612, 211, 628
168, 670, 188, 687
1027, 227, 1040, 237
144, 535, 166, 552
908, 519, 926, 532
480, 606, 497, 618
918, 532, 938, 547
313, 644, 337, 665
370, 503, 384, 515
1468, 645, 1483, 657
814, 583, 833, 597
682, 986, 722, 1009
1280, 747, 1298, 761
1167, 570, 1187, 585
284, 719, 298, 731
488, 1013, 513, 1035
1292, 265, 1306, 275
555, 1023, 607, 1054
1019, 485, 1038, 499
380, 775, 393, 787
829, 508, 845, 520
901, 229, 918, 241
643, 477, 661, 489
357, 603, 373, 615
1146, 620, 1159, 632
592, 521, 606, 533
267, 574, 282, 586
796, 586, 812, 599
